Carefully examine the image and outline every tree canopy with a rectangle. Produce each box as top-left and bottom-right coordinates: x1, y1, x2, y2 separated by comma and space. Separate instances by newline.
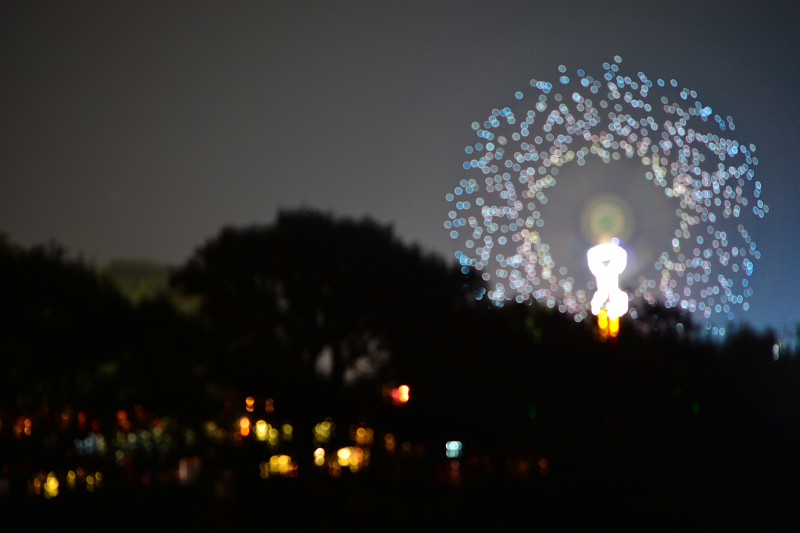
170, 209, 483, 400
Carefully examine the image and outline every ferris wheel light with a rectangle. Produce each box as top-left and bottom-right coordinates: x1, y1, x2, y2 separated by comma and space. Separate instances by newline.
587, 240, 629, 320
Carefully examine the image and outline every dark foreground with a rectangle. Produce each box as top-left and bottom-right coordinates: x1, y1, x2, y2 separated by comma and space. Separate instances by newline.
5, 458, 798, 533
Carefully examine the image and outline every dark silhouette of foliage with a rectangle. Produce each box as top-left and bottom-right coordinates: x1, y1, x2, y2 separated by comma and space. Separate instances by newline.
0, 238, 217, 418
170, 209, 482, 406
3, 213, 800, 530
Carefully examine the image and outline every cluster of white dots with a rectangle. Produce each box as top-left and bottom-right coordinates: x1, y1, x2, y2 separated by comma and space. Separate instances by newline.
446, 57, 766, 332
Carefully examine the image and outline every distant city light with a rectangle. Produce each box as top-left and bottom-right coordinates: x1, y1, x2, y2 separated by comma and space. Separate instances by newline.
44, 472, 59, 499
313, 419, 334, 444
314, 448, 326, 466
254, 420, 268, 441
445, 441, 463, 458
335, 446, 369, 472
384, 433, 396, 453
353, 426, 374, 446
391, 385, 410, 406
259, 455, 297, 478
238, 416, 250, 437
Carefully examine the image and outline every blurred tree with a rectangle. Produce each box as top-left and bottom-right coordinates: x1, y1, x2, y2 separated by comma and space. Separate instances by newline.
170, 209, 482, 405
0, 239, 130, 409
0, 238, 218, 417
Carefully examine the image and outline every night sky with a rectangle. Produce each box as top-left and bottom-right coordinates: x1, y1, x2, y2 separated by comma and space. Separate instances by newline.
2, 1, 799, 335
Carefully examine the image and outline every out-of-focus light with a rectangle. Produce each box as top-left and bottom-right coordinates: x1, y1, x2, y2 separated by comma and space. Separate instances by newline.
337, 447, 351, 465
596, 307, 620, 341
384, 433, 396, 454
18, 417, 32, 437
260, 455, 298, 478
44, 472, 58, 499
398, 385, 410, 402
445, 441, 463, 458
265, 398, 274, 413
587, 241, 629, 320
74, 432, 101, 456
205, 420, 225, 441
609, 316, 619, 337
66, 470, 76, 490
313, 419, 334, 444
30, 474, 42, 496
450, 60, 766, 332
538, 457, 550, 475
239, 416, 250, 437
97, 434, 108, 454
178, 457, 201, 486
281, 423, 293, 441
597, 309, 608, 342
116, 410, 131, 431
390, 385, 410, 406
773, 343, 781, 361
336, 446, 368, 472
314, 448, 326, 466
254, 420, 268, 441
353, 426, 374, 446
268, 426, 279, 448
449, 460, 461, 483
245, 396, 255, 413
598, 308, 609, 329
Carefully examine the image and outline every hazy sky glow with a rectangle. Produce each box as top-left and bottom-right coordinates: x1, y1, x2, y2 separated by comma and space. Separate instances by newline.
2, 1, 798, 334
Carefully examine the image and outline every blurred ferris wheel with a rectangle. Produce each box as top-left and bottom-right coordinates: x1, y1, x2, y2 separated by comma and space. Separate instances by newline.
446, 57, 767, 335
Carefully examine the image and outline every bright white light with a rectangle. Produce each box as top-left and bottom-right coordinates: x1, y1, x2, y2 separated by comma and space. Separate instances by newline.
445, 440, 463, 458
587, 241, 629, 319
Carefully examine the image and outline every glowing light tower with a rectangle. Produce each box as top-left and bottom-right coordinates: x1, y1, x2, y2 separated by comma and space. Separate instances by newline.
587, 237, 628, 339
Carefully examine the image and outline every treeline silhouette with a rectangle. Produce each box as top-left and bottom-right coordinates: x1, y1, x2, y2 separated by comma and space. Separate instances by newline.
1, 211, 798, 531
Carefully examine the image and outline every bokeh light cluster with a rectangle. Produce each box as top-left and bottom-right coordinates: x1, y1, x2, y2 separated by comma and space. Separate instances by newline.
446, 57, 766, 332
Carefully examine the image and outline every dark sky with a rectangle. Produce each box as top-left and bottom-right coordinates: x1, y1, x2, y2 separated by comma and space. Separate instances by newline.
2, 1, 799, 335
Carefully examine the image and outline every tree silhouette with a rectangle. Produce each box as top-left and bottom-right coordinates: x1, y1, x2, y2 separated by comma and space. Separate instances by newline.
0, 238, 217, 417
170, 208, 482, 409
0, 239, 129, 409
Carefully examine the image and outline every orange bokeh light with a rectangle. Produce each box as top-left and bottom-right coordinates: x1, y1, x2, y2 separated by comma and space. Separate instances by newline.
391, 385, 410, 405
239, 416, 250, 437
